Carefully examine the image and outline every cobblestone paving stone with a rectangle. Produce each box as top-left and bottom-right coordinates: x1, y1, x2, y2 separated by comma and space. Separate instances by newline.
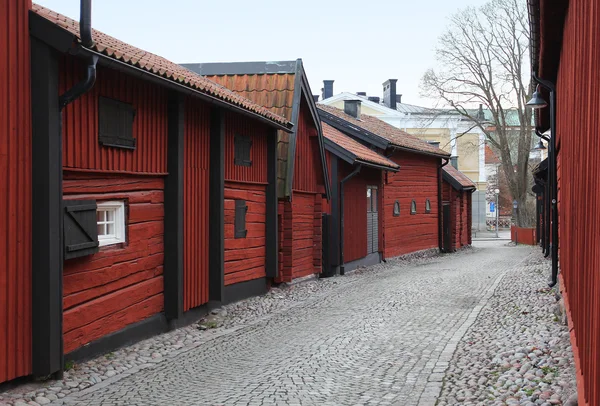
48, 242, 531, 406
437, 246, 577, 406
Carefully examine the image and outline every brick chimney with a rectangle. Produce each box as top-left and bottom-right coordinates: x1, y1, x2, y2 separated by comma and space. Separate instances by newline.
357, 92, 367, 97
343, 100, 362, 119
368, 96, 380, 104
322, 80, 334, 100
396, 94, 402, 104
383, 79, 398, 110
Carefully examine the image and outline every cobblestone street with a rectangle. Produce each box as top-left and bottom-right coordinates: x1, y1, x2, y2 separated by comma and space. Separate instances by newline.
26, 240, 530, 406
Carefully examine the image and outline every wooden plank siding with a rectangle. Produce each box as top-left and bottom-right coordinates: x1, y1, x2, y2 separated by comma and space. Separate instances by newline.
382, 152, 439, 258
183, 98, 210, 310
60, 57, 168, 174
222, 112, 270, 286
62, 174, 165, 353
554, 1, 600, 403
340, 163, 382, 263
59, 60, 169, 353
292, 101, 322, 194
0, 0, 32, 383
442, 180, 472, 251
224, 183, 266, 285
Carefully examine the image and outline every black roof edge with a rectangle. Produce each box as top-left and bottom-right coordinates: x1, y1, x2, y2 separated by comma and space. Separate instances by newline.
179, 60, 298, 76
324, 138, 357, 166
318, 110, 390, 150
29, 14, 293, 133
389, 144, 450, 159
442, 170, 474, 191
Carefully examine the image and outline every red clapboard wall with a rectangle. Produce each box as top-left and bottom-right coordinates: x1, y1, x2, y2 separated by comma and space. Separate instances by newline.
340, 164, 382, 263
554, 1, 600, 403
61, 56, 168, 353
0, 0, 32, 384
223, 111, 269, 286
293, 100, 322, 194
383, 151, 439, 258
183, 98, 210, 310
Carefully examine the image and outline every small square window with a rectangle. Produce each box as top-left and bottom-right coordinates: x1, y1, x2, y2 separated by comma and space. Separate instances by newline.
98, 96, 137, 150
96, 201, 126, 246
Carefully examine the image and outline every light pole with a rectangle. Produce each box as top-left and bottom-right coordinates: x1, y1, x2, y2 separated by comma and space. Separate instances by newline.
495, 188, 500, 238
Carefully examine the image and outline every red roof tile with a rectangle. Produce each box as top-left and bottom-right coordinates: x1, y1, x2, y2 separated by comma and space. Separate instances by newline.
443, 165, 476, 189
31, 4, 291, 127
317, 105, 450, 157
485, 144, 501, 164
322, 123, 399, 170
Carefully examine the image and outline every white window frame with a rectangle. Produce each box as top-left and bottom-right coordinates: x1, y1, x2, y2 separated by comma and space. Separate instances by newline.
96, 201, 126, 247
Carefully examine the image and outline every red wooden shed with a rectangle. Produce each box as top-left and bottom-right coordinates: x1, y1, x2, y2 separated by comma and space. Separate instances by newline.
25, 4, 291, 381
321, 123, 399, 275
318, 102, 450, 263
183, 61, 330, 283
441, 165, 476, 252
529, 0, 600, 403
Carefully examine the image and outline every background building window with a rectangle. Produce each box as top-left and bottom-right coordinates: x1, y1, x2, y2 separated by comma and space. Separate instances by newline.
234, 134, 252, 167
98, 96, 136, 149
97, 201, 126, 246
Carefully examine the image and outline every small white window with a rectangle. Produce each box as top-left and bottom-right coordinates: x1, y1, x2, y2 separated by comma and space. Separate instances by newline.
96, 201, 126, 247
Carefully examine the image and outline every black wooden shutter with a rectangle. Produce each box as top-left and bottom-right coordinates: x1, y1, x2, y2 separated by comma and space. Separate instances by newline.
234, 199, 248, 238
64, 200, 100, 259
98, 96, 137, 149
234, 134, 252, 167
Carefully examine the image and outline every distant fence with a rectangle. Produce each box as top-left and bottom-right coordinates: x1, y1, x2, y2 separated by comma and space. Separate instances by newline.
486, 216, 512, 230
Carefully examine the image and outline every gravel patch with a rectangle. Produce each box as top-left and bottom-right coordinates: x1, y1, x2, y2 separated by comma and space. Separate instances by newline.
436, 252, 577, 406
0, 248, 450, 405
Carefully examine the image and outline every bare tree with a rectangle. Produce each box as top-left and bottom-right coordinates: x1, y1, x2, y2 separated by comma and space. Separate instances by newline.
421, 0, 534, 226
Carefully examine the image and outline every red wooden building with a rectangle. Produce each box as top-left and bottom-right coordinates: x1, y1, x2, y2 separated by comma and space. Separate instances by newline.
529, 0, 600, 404
441, 165, 475, 252
183, 61, 330, 282
0, 0, 33, 385
18, 3, 292, 382
321, 122, 399, 274
318, 101, 450, 264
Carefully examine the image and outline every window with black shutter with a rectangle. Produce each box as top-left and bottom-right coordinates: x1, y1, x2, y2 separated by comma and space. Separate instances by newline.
98, 96, 137, 150
235, 200, 248, 238
64, 200, 100, 259
234, 134, 252, 167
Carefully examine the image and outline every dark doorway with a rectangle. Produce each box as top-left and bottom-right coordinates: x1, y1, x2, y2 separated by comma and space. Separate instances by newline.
367, 186, 379, 254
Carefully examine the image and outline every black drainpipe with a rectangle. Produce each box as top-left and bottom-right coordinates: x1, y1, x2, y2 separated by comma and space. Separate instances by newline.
438, 157, 450, 251
60, 0, 98, 109
339, 165, 361, 275
53, 0, 97, 376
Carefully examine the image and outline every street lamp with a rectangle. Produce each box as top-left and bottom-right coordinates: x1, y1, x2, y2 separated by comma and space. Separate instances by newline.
533, 139, 547, 160
494, 188, 500, 238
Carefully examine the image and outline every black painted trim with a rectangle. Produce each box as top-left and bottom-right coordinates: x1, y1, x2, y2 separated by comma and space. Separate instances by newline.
284, 67, 303, 198
319, 110, 389, 150
29, 12, 75, 53
442, 170, 475, 191
164, 92, 185, 320
323, 138, 357, 165
265, 127, 278, 278
209, 108, 225, 302
30, 37, 63, 378
330, 156, 340, 268
223, 278, 268, 305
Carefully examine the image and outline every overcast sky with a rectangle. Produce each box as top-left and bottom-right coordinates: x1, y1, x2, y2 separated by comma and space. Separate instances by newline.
37, 0, 489, 107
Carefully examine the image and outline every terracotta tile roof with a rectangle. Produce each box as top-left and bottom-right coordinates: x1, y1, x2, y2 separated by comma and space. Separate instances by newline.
322, 123, 399, 170
197, 73, 296, 121
317, 105, 450, 157
443, 165, 476, 189
485, 144, 501, 164
31, 4, 291, 127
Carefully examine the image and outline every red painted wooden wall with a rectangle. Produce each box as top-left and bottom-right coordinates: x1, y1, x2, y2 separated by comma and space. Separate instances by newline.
61, 60, 169, 353
293, 100, 322, 193
442, 181, 472, 251
340, 163, 382, 263
60, 57, 167, 174
183, 99, 210, 310
383, 152, 439, 258
223, 112, 270, 285
0, 0, 32, 383
63, 175, 165, 353
555, 1, 600, 403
